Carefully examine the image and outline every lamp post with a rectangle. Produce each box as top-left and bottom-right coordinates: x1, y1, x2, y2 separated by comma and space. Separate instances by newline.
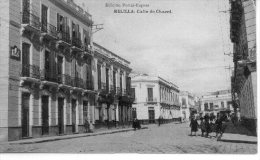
114, 105, 117, 128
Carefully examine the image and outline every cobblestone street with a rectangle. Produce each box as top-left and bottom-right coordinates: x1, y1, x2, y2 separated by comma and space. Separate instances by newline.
0, 123, 257, 153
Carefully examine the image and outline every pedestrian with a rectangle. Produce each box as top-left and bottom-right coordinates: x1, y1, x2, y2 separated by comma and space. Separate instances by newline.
215, 115, 222, 139
158, 115, 163, 126
204, 115, 211, 137
132, 118, 137, 130
200, 117, 206, 137
84, 119, 90, 133
190, 116, 198, 136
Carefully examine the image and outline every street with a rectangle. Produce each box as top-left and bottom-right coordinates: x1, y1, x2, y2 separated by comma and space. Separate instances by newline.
0, 123, 257, 153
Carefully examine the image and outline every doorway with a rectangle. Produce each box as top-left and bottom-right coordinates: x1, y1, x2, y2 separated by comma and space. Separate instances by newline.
71, 99, 77, 133
148, 107, 155, 123
58, 98, 64, 134
22, 93, 30, 138
41, 96, 49, 135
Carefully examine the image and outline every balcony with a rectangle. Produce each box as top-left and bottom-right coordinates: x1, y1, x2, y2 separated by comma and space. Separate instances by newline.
84, 80, 94, 90
109, 85, 115, 93
83, 45, 93, 55
41, 69, 58, 85
20, 64, 41, 84
41, 23, 58, 40
21, 12, 41, 33
71, 77, 84, 88
71, 37, 83, 52
146, 97, 157, 104
57, 31, 71, 48
57, 74, 72, 86
116, 87, 122, 96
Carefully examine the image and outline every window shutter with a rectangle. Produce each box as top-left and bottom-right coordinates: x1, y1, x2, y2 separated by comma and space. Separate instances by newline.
57, 13, 60, 31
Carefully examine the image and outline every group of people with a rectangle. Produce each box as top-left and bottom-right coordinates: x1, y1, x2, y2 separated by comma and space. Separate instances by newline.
189, 114, 228, 140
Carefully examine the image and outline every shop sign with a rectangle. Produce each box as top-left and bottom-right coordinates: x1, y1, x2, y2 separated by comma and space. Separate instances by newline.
10, 45, 21, 60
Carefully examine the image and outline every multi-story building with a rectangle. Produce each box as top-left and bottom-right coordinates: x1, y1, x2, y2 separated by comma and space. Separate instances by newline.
229, 0, 256, 134
199, 90, 233, 116
93, 43, 133, 128
179, 91, 197, 121
0, 0, 132, 142
131, 74, 181, 124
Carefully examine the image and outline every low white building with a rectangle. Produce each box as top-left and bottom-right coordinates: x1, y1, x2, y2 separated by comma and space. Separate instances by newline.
179, 91, 198, 121
199, 90, 233, 117
131, 74, 181, 124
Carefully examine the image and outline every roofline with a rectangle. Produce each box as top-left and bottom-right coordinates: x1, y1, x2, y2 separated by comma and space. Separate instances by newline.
93, 42, 131, 64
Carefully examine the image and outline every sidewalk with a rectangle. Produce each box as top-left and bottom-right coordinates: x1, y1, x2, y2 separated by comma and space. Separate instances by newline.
2, 127, 148, 145
218, 121, 257, 144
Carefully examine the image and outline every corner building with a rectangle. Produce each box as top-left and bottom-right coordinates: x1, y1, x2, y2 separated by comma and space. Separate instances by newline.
131, 74, 181, 124
229, 0, 256, 134
0, 0, 96, 142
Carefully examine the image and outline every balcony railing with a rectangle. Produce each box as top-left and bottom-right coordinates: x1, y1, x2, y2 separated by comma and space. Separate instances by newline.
109, 85, 115, 93
72, 37, 82, 49
57, 31, 71, 44
71, 77, 84, 88
146, 97, 157, 103
84, 80, 94, 90
116, 87, 122, 95
22, 12, 41, 30
57, 74, 72, 86
41, 69, 57, 83
21, 64, 40, 79
41, 23, 58, 38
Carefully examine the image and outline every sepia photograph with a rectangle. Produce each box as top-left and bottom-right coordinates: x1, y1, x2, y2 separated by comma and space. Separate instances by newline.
0, 0, 258, 157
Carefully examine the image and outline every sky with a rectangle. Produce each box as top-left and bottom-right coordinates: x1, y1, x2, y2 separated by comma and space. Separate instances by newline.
75, 0, 233, 94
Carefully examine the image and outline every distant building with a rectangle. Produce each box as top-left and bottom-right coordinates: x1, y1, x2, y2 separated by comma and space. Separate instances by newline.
131, 74, 181, 124
199, 90, 233, 116
229, 0, 256, 134
179, 91, 197, 121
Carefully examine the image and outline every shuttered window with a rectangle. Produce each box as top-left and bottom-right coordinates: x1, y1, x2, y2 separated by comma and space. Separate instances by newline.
148, 88, 153, 101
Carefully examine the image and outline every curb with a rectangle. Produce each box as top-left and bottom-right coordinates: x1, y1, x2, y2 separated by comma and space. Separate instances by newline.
7, 127, 148, 145
218, 138, 257, 144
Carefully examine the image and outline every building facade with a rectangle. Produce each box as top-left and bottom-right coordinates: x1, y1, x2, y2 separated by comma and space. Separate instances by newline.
229, 0, 256, 134
199, 90, 233, 117
93, 43, 133, 128
131, 74, 181, 124
0, 0, 132, 142
179, 91, 197, 121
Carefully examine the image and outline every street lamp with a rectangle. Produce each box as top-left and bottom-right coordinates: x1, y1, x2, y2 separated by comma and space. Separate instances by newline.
113, 105, 117, 128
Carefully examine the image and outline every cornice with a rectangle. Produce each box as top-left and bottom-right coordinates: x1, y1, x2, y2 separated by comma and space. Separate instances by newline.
49, 0, 93, 27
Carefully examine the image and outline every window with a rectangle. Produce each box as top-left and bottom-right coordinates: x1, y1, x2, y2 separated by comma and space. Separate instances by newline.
106, 68, 109, 92
120, 73, 122, 92
57, 13, 64, 32
204, 103, 208, 110
41, 5, 48, 32
113, 70, 116, 91
97, 64, 101, 90
131, 88, 135, 98
221, 101, 224, 108
83, 29, 90, 45
210, 103, 213, 110
182, 98, 186, 106
147, 88, 153, 101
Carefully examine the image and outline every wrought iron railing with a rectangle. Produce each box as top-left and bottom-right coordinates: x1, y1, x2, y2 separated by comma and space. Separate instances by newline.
41, 69, 57, 82
21, 64, 40, 79
22, 11, 41, 30
57, 31, 71, 44
71, 77, 84, 88
42, 23, 58, 38
72, 37, 82, 49
116, 87, 122, 96
57, 74, 72, 86
83, 80, 94, 90
146, 97, 157, 103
